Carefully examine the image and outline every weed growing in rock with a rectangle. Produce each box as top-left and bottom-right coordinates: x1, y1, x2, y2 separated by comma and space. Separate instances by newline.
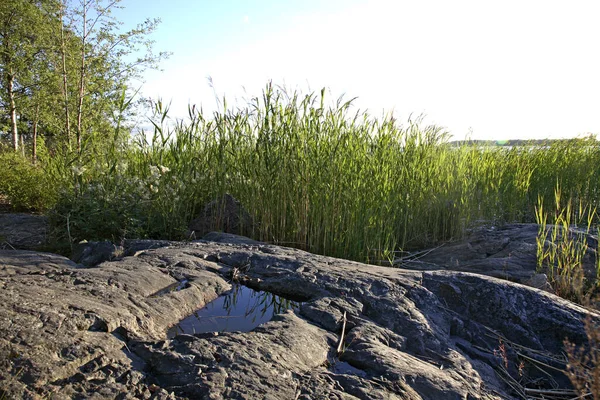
564, 313, 600, 400
535, 189, 600, 398
535, 187, 599, 303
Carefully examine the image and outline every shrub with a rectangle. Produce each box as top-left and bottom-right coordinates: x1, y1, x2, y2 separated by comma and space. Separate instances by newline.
48, 160, 185, 246
0, 151, 57, 212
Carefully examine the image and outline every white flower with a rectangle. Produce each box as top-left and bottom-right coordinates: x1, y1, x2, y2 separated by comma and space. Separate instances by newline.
159, 165, 170, 174
72, 165, 87, 176
149, 165, 159, 176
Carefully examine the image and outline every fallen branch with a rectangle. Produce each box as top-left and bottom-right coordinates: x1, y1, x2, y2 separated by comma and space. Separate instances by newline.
336, 311, 347, 355
1, 241, 16, 250
392, 243, 446, 266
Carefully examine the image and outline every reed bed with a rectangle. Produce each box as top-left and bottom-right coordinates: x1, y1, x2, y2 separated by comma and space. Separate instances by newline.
42, 84, 600, 263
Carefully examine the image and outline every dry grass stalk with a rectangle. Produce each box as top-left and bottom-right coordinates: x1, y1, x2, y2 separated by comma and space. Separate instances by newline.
564, 314, 600, 400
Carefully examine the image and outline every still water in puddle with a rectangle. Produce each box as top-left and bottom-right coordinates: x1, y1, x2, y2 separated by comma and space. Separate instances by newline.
167, 285, 300, 338
330, 361, 367, 377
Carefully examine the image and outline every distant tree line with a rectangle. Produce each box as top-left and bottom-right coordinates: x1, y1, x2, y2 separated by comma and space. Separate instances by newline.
0, 0, 167, 159
449, 138, 598, 147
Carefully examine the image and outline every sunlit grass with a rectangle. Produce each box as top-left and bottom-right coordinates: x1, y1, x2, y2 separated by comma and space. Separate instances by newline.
5, 83, 600, 263
535, 187, 599, 303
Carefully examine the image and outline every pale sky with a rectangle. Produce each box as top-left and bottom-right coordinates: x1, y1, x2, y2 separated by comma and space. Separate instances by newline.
115, 0, 600, 140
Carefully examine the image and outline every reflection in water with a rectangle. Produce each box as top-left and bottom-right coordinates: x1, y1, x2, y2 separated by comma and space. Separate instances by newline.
167, 285, 300, 338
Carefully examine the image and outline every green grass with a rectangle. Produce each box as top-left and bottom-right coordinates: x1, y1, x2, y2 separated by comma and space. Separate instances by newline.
535, 187, 599, 303
2, 83, 600, 263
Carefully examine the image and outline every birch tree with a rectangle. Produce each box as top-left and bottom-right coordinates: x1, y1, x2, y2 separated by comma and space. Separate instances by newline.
0, 0, 51, 151
68, 0, 168, 152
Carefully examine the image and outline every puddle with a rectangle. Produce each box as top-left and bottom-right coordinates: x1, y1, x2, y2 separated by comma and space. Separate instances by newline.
329, 361, 367, 377
167, 284, 301, 338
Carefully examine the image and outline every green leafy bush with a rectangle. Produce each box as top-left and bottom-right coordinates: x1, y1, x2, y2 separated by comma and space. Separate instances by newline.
0, 151, 57, 211
48, 156, 195, 247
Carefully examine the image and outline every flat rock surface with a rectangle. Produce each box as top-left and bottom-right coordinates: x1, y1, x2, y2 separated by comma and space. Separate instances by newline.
1, 234, 598, 399
402, 223, 598, 287
0, 213, 48, 250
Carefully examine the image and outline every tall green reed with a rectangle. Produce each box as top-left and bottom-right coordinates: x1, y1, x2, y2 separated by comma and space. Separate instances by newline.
40, 83, 600, 263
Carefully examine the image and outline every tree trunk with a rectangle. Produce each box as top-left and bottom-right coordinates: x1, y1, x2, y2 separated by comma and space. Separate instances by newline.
32, 104, 39, 164
76, 2, 87, 153
59, 4, 71, 151
7, 71, 18, 151
20, 129, 25, 157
